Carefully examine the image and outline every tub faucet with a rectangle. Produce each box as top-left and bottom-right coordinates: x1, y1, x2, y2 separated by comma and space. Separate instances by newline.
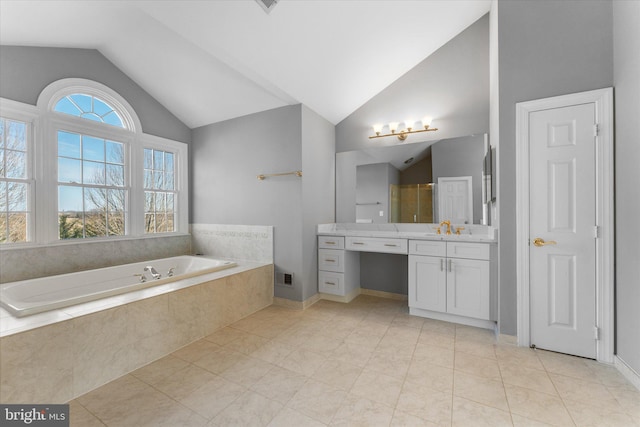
144, 266, 161, 280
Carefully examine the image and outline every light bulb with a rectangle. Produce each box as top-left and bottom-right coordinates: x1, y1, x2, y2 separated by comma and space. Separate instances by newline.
404, 119, 414, 131
372, 124, 383, 135
388, 122, 399, 133
422, 116, 433, 129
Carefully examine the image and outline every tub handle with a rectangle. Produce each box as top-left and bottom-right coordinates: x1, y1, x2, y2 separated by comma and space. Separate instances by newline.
133, 273, 147, 283
168, 267, 176, 277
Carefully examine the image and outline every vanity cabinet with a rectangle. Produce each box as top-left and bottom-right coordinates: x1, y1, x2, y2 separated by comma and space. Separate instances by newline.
318, 236, 360, 298
408, 240, 493, 322
345, 236, 408, 254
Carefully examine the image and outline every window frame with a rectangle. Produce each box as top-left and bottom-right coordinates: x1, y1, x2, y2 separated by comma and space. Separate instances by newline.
0, 99, 38, 246
48, 115, 135, 241
0, 78, 189, 249
139, 135, 188, 236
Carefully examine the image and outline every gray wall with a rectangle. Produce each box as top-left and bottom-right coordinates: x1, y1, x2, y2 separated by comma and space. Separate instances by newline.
336, 150, 381, 222
335, 15, 489, 295
497, 0, 613, 335
335, 13, 489, 153
356, 163, 398, 223
301, 105, 336, 301
0, 46, 191, 143
431, 134, 485, 224
613, 0, 640, 374
191, 105, 335, 302
360, 253, 408, 295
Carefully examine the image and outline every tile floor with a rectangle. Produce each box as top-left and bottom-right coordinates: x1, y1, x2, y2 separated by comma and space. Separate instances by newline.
70, 295, 640, 426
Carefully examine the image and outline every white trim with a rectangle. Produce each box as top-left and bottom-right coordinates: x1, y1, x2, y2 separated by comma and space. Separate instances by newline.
37, 78, 142, 133
0, 100, 39, 247
0, 78, 189, 248
140, 133, 189, 236
515, 88, 614, 363
615, 356, 640, 391
272, 294, 321, 310
409, 307, 496, 330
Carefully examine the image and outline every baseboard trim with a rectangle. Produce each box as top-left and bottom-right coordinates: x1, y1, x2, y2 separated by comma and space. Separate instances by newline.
614, 355, 640, 391
498, 333, 518, 346
276, 289, 409, 310
359, 288, 408, 301
319, 289, 360, 303
409, 307, 496, 330
272, 294, 321, 310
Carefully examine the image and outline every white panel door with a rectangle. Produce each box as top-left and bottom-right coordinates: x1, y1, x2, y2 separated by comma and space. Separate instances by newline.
529, 103, 597, 359
408, 255, 446, 312
438, 177, 472, 224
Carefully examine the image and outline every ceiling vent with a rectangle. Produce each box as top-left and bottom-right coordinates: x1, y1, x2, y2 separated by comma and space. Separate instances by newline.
255, 0, 278, 14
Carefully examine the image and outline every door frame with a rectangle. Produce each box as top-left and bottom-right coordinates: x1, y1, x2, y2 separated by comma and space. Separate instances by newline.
515, 88, 614, 363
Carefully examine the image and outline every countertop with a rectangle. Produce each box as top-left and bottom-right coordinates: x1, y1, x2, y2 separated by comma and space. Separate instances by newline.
317, 223, 497, 243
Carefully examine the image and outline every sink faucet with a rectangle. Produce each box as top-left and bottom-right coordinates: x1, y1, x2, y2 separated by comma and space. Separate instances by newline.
144, 266, 161, 280
439, 220, 452, 235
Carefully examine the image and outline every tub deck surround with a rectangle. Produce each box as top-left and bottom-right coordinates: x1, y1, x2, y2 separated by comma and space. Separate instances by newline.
0, 259, 264, 338
190, 224, 274, 263
1, 256, 237, 318
0, 262, 274, 404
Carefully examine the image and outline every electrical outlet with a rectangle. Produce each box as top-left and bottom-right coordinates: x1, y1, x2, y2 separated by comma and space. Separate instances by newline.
379, 210, 384, 217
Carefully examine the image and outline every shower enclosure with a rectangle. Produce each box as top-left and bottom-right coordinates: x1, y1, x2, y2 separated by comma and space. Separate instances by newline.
389, 183, 435, 223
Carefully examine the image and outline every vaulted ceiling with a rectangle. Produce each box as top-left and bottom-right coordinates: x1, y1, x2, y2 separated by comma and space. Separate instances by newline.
0, 0, 491, 128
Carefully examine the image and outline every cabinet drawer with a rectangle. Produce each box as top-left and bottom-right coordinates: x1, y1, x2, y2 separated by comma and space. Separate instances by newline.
318, 249, 345, 272
345, 237, 407, 254
318, 271, 345, 295
318, 235, 345, 249
409, 240, 446, 256
447, 242, 490, 260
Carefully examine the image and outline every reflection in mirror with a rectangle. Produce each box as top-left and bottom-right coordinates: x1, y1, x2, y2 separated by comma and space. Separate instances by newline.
336, 134, 491, 225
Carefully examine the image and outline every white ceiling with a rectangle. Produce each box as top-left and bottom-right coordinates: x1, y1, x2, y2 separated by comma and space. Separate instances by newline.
0, 0, 491, 129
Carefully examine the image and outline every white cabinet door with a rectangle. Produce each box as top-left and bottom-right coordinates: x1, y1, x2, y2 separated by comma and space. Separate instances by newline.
446, 258, 490, 320
409, 255, 447, 312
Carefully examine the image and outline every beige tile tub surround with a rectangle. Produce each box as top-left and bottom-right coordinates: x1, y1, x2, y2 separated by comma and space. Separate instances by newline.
0, 264, 273, 404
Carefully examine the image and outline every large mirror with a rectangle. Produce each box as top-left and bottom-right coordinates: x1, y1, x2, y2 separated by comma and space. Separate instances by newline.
336, 134, 491, 225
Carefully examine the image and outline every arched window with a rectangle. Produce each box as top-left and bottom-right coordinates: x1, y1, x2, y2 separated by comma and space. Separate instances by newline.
54, 94, 125, 128
50, 88, 132, 239
0, 78, 187, 246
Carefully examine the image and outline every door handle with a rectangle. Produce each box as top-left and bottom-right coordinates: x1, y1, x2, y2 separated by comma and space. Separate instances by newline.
533, 237, 557, 247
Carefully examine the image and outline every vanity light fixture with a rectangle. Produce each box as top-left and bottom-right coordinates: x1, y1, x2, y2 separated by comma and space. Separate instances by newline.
370, 116, 438, 141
